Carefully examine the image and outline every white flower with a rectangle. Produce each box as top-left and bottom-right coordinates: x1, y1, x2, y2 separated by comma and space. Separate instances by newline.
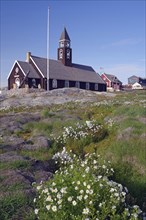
60, 187, 67, 194
77, 195, 82, 201
86, 189, 90, 194
43, 188, 48, 193
110, 188, 115, 193
34, 209, 39, 214
83, 182, 87, 186
72, 200, 77, 206
77, 181, 80, 185
33, 198, 36, 203
80, 190, 84, 194
112, 205, 116, 209
70, 165, 73, 169
46, 195, 52, 201
75, 186, 78, 190
99, 183, 103, 188
93, 160, 97, 164
52, 182, 56, 186
98, 175, 102, 179
114, 192, 119, 197
57, 193, 62, 199
36, 185, 42, 190
82, 207, 90, 215
84, 195, 88, 199
87, 185, 91, 189
102, 165, 106, 169
52, 206, 57, 212
46, 205, 51, 210
68, 196, 73, 202
89, 189, 93, 194
89, 201, 93, 205
58, 199, 62, 205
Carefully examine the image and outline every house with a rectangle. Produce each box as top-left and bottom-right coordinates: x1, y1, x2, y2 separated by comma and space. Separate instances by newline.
128, 75, 146, 89
101, 73, 122, 91
7, 28, 106, 92
132, 82, 143, 90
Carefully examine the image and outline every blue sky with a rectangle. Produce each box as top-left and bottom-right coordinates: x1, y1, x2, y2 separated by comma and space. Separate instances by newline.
0, 0, 145, 87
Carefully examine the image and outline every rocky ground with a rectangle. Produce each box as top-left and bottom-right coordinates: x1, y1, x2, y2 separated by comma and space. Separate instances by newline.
0, 88, 115, 111
0, 88, 117, 219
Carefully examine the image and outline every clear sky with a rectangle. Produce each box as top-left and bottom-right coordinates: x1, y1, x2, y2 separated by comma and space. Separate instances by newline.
0, 0, 145, 87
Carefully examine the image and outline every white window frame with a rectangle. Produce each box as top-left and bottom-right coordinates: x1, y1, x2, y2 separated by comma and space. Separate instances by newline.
95, 83, 98, 91
65, 80, 69, 88
75, 81, 80, 88
15, 78, 20, 88
60, 41, 64, 48
59, 49, 63, 59
67, 49, 70, 59
86, 82, 90, 90
52, 79, 57, 88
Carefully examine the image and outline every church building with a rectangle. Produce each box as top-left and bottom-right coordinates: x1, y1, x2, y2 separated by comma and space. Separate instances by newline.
7, 28, 106, 91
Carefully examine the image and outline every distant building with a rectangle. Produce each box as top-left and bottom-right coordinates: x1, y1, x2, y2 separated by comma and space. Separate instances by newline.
128, 75, 146, 90
7, 28, 106, 92
101, 73, 122, 91
128, 75, 146, 85
132, 82, 143, 90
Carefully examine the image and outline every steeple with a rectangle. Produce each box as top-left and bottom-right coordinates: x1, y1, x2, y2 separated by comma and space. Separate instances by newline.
59, 27, 71, 41
58, 27, 72, 66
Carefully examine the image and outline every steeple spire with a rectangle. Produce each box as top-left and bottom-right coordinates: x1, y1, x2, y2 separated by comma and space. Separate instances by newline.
59, 27, 70, 41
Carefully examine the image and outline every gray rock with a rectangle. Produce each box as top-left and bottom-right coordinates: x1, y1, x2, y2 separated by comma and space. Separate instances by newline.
0, 151, 27, 162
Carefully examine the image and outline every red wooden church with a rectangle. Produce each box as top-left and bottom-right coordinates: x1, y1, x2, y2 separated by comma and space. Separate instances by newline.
7, 28, 106, 92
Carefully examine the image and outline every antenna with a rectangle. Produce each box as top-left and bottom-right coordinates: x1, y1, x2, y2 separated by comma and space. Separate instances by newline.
47, 7, 50, 91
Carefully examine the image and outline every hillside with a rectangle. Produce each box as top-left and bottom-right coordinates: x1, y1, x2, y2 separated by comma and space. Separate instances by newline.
0, 88, 146, 219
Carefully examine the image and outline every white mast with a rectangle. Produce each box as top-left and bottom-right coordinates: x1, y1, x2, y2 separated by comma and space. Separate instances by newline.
47, 7, 50, 91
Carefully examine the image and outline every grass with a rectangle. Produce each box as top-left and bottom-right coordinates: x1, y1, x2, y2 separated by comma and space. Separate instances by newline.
0, 192, 35, 220
0, 160, 31, 170
1, 90, 146, 218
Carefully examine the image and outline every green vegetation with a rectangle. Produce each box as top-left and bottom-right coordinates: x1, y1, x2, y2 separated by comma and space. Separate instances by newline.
0, 90, 146, 219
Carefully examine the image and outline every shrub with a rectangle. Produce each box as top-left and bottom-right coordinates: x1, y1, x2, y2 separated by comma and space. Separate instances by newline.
51, 120, 107, 155
34, 150, 142, 220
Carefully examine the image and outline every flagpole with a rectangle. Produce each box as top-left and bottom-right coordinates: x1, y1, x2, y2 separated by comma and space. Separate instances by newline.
47, 7, 50, 91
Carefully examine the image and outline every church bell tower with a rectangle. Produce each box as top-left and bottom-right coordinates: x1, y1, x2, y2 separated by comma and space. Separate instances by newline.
58, 27, 72, 66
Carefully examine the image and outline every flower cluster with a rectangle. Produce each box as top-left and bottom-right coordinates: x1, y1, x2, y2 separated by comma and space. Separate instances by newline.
54, 120, 104, 145
34, 151, 142, 220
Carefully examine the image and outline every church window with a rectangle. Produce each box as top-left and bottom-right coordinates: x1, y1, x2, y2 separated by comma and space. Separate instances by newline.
59, 49, 63, 59
15, 78, 20, 88
52, 79, 57, 88
67, 49, 70, 59
65, 80, 69, 88
95, 83, 98, 90
60, 42, 64, 48
75, 81, 80, 88
86, 82, 90, 90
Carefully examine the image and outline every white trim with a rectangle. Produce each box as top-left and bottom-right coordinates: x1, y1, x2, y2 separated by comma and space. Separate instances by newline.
30, 56, 45, 78
7, 60, 26, 79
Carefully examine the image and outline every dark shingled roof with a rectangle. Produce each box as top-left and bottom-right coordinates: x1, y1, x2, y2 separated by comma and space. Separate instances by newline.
17, 61, 40, 79
104, 73, 122, 84
30, 55, 106, 84
59, 27, 70, 41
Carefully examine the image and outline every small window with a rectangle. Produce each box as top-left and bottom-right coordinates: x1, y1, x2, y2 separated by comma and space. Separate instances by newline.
86, 82, 90, 90
75, 81, 80, 88
95, 83, 98, 90
15, 78, 20, 88
60, 42, 64, 48
65, 80, 69, 88
52, 79, 57, 88
59, 49, 63, 59
67, 49, 70, 59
